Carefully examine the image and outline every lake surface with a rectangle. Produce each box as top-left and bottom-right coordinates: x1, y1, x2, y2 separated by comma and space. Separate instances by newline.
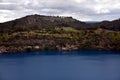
0, 50, 120, 80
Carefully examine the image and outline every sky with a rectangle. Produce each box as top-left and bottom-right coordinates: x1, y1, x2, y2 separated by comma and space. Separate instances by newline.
0, 0, 120, 22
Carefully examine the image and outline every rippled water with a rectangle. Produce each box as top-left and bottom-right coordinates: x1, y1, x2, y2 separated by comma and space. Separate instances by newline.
0, 50, 120, 80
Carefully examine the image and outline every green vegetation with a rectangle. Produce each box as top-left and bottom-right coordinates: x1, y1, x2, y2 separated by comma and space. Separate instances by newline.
0, 14, 120, 53
1, 27, 120, 53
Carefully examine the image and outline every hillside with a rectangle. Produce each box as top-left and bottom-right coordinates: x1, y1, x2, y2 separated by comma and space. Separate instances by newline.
98, 19, 120, 31
0, 14, 120, 53
0, 14, 90, 33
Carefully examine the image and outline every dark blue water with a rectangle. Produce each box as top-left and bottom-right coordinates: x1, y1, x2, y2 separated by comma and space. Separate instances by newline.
0, 50, 120, 80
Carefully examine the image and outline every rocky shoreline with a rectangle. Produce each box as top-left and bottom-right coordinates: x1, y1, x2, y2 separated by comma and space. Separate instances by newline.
0, 44, 115, 54
0, 45, 79, 53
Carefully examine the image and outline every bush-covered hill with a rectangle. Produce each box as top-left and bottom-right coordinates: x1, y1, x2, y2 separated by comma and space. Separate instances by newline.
98, 19, 120, 31
0, 14, 91, 33
0, 14, 120, 53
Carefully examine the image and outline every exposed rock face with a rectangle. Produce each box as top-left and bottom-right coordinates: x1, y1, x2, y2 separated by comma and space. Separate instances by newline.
0, 46, 7, 53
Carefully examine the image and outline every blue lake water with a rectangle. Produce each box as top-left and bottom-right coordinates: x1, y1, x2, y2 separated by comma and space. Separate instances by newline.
0, 50, 120, 80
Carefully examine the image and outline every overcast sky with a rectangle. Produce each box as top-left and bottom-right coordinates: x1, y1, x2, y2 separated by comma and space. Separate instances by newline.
0, 0, 120, 22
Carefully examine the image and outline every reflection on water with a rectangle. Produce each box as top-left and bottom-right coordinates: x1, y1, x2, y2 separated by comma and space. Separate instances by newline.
0, 50, 120, 80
